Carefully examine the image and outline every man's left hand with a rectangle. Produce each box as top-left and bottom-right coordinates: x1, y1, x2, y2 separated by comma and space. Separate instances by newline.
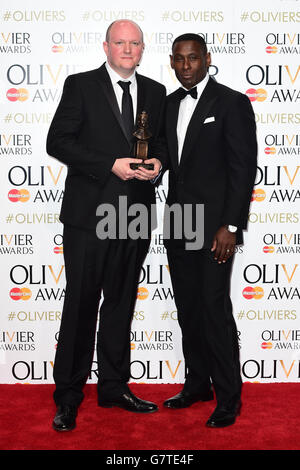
134, 158, 162, 181
211, 226, 236, 263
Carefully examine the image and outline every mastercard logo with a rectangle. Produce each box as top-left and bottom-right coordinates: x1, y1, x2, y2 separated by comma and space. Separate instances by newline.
6, 88, 29, 102
265, 147, 276, 155
266, 46, 277, 54
10, 287, 32, 301
137, 287, 149, 300
246, 88, 267, 102
8, 189, 30, 203
261, 342, 273, 349
251, 189, 266, 202
263, 246, 274, 253
242, 286, 264, 299
54, 246, 63, 254
52, 45, 64, 53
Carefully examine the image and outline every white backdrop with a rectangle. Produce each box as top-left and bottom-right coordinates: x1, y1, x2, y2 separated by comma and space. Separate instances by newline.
1, 0, 300, 385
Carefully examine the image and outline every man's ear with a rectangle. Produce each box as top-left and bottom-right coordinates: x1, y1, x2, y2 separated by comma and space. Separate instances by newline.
206, 52, 211, 68
103, 41, 108, 57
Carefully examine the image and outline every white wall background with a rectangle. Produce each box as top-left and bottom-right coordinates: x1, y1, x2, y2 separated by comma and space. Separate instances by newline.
1, 0, 300, 384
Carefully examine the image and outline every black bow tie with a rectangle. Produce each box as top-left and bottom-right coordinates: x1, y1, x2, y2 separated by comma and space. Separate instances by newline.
178, 87, 198, 100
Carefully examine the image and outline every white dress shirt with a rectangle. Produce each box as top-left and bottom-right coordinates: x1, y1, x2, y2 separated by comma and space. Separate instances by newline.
105, 61, 137, 118
177, 73, 209, 162
105, 61, 161, 181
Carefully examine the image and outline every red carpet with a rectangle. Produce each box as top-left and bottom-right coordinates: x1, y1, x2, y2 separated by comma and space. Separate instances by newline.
0, 383, 299, 451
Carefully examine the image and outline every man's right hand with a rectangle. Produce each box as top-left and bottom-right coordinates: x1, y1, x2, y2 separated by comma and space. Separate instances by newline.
111, 158, 142, 181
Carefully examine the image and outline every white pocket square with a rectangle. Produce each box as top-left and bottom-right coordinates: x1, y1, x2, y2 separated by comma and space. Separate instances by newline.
204, 116, 215, 124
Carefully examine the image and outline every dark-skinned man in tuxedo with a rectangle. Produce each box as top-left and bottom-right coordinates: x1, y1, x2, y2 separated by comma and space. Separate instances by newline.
47, 19, 167, 431
162, 34, 257, 427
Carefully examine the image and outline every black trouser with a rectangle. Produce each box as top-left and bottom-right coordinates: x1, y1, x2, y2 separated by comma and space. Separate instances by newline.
167, 247, 242, 405
53, 224, 149, 407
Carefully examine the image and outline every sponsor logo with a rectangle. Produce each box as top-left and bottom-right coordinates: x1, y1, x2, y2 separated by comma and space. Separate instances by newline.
261, 342, 273, 349
6, 88, 28, 102
8, 188, 30, 202
242, 286, 264, 299
251, 189, 266, 202
262, 233, 300, 254
263, 246, 275, 253
137, 287, 149, 300
265, 147, 276, 154
246, 88, 267, 102
264, 134, 300, 157
246, 65, 300, 102
51, 45, 63, 53
261, 330, 300, 351
266, 46, 277, 54
265, 33, 300, 55
9, 287, 32, 300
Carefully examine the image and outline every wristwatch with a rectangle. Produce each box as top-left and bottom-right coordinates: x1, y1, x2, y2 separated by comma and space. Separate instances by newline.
226, 225, 237, 233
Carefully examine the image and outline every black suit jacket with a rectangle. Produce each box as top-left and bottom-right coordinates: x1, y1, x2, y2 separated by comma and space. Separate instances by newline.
164, 77, 257, 249
46, 63, 167, 231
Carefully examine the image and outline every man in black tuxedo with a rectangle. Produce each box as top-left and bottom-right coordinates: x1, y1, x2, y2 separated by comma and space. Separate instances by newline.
162, 34, 257, 427
46, 19, 167, 431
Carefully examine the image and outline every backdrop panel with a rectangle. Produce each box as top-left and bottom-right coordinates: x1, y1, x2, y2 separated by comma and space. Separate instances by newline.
1, 0, 300, 384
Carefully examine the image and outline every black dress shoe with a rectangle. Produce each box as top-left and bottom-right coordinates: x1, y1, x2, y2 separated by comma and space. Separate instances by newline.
98, 390, 158, 413
206, 400, 241, 428
163, 389, 214, 409
52, 404, 77, 432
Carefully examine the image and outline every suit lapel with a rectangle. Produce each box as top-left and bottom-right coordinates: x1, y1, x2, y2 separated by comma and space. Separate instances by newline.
135, 73, 146, 122
178, 78, 218, 169
166, 91, 181, 172
95, 64, 130, 145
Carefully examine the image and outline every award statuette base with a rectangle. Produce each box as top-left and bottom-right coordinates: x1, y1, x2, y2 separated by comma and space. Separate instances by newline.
130, 139, 154, 170
130, 162, 154, 170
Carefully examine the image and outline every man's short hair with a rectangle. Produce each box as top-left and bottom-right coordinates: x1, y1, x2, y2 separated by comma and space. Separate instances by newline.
172, 33, 207, 55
